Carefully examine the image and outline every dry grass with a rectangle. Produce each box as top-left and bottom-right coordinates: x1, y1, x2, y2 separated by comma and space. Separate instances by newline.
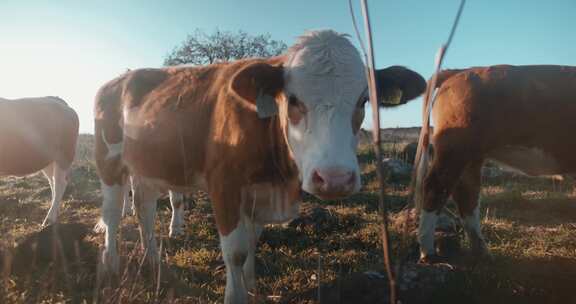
0, 134, 575, 303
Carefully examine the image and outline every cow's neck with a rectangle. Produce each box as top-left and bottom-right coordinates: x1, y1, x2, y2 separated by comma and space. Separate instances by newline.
238, 115, 301, 223
254, 115, 299, 186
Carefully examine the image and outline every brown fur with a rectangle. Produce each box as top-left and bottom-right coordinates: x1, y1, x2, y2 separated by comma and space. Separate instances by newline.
422, 65, 576, 215
0, 97, 78, 175
94, 57, 299, 235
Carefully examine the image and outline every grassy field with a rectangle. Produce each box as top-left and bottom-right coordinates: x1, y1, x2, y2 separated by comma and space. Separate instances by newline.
1, 132, 575, 303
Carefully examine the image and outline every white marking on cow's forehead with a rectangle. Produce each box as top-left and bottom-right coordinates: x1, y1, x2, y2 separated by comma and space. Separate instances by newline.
284, 30, 366, 106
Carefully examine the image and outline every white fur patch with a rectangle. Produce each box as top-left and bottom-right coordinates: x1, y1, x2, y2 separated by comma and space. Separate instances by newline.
169, 191, 185, 237
41, 163, 68, 226
219, 213, 264, 302
462, 203, 485, 248
418, 210, 438, 258
243, 221, 262, 292
98, 183, 124, 272
220, 224, 250, 304
131, 180, 161, 263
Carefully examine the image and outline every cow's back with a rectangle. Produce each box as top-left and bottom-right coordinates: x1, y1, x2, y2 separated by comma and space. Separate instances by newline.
124, 66, 225, 187
95, 59, 295, 190
432, 65, 576, 171
0, 97, 79, 176
94, 65, 226, 187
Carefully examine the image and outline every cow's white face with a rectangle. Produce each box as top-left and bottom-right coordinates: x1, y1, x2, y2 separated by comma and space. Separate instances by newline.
231, 30, 426, 200
280, 31, 367, 199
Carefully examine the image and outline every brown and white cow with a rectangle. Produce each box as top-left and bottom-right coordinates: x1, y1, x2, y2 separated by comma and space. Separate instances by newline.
0, 96, 79, 226
94, 30, 425, 303
415, 65, 576, 263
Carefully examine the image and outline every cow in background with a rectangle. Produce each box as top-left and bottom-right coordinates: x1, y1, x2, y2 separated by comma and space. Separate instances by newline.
414, 65, 576, 263
0, 96, 79, 226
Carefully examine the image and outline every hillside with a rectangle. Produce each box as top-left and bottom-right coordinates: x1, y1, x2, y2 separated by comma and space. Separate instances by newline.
358, 127, 425, 146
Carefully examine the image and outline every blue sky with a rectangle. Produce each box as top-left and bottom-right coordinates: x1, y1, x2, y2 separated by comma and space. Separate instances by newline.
1, 0, 575, 133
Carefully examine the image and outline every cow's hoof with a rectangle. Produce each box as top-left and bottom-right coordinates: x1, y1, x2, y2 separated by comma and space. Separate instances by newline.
418, 254, 447, 265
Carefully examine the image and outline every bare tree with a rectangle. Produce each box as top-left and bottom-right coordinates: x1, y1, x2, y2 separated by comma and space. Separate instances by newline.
163, 29, 287, 66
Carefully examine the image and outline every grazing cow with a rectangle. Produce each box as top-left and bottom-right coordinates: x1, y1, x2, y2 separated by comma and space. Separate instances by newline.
414, 65, 576, 263
0, 96, 79, 226
94, 30, 425, 303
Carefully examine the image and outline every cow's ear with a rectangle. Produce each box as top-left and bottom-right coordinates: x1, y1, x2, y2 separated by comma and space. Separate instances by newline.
375, 66, 426, 107
231, 62, 284, 118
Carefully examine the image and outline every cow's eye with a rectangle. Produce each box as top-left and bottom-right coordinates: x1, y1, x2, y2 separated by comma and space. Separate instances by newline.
288, 96, 306, 111
288, 95, 307, 124
358, 97, 369, 108
356, 90, 369, 108
352, 105, 365, 133
289, 95, 299, 106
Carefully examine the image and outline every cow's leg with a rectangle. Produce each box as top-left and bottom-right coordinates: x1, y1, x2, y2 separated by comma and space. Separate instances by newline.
42, 163, 68, 226
209, 176, 253, 304
419, 145, 472, 262
168, 191, 185, 237
95, 123, 128, 273
219, 217, 250, 304
122, 176, 134, 217
243, 220, 263, 293
132, 178, 161, 265
99, 182, 125, 273
452, 161, 488, 256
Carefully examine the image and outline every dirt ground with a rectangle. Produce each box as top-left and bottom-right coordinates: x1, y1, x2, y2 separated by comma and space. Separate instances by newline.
1, 136, 575, 303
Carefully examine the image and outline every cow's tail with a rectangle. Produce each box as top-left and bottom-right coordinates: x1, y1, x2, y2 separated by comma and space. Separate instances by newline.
92, 76, 130, 234
93, 124, 129, 233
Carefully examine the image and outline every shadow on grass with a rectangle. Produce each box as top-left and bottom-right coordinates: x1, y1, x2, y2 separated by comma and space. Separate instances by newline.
451, 254, 576, 304
483, 194, 576, 227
